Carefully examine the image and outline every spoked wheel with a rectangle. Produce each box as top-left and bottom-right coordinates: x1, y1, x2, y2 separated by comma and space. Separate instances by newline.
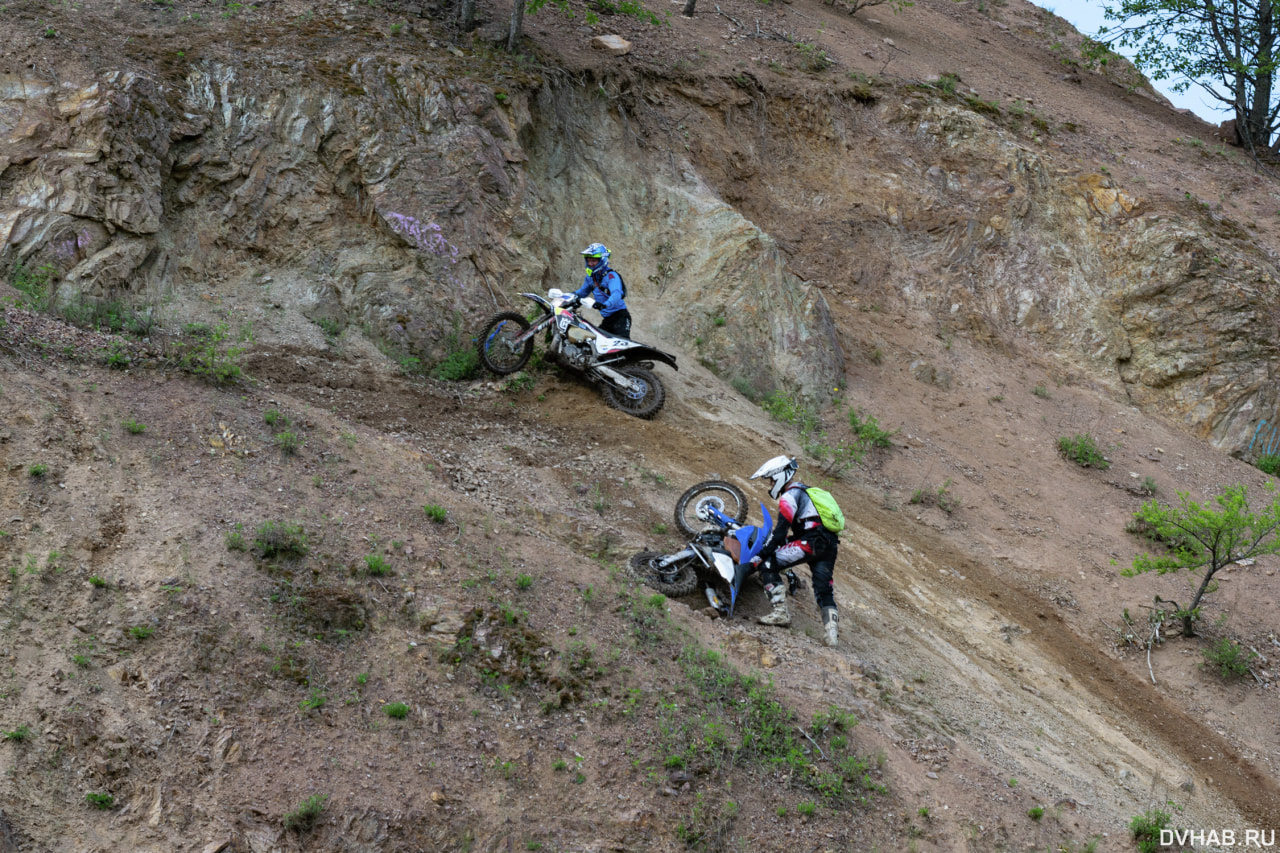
602, 366, 665, 419
674, 480, 748, 537
476, 311, 533, 375
627, 551, 700, 597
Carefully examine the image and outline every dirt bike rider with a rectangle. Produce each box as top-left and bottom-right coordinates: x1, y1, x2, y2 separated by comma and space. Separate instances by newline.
746, 455, 841, 647
562, 243, 632, 339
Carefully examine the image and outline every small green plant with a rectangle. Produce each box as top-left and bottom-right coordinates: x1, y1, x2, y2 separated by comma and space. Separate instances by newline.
85, 792, 114, 809
276, 431, 301, 455
383, 701, 410, 719
172, 321, 247, 385
1129, 809, 1172, 853
389, 21, 403, 33
1140, 475, 1158, 495
797, 801, 817, 816
123, 417, 146, 434
1032, 383, 1050, 398
129, 625, 155, 640
254, 521, 309, 558
1028, 805, 1044, 820
29, 463, 48, 478
516, 573, 533, 590
423, 504, 447, 523
356, 672, 369, 685
364, 554, 393, 576
935, 72, 960, 95
1201, 637, 1258, 679
3, 725, 32, 742
1007, 777, 1018, 787
72, 654, 91, 667
1255, 453, 1280, 476
225, 523, 248, 552
88, 575, 106, 587
552, 758, 568, 771
918, 806, 930, 819
264, 408, 288, 427
1057, 433, 1110, 469
283, 793, 329, 831
299, 688, 327, 711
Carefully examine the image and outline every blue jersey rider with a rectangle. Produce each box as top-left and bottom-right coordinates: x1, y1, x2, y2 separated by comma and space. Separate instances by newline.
567, 242, 631, 339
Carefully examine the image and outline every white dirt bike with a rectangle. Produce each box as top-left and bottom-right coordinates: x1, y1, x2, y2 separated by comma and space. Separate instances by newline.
475, 290, 678, 419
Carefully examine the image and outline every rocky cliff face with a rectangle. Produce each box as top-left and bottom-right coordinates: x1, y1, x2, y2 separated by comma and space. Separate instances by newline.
3, 32, 1280, 452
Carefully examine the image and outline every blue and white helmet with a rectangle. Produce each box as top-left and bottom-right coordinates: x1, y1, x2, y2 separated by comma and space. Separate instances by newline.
751, 455, 798, 500
582, 242, 610, 275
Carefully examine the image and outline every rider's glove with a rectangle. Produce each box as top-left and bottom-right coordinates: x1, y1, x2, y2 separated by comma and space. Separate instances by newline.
582, 296, 598, 310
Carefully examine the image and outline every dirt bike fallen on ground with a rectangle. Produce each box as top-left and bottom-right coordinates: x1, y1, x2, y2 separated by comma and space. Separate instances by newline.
476, 290, 678, 419
629, 480, 781, 616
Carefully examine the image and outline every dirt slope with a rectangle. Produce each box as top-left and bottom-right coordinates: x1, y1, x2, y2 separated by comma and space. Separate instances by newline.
3, 0, 1280, 847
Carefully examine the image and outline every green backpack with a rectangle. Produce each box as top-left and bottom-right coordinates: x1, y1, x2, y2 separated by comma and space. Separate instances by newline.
805, 487, 845, 534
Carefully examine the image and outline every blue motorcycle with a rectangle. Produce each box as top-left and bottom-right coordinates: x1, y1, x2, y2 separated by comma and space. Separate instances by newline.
628, 481, 775, 617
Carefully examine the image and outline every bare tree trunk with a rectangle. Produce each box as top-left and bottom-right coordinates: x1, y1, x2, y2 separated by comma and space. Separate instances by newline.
682, 0, 696, 17
460, 0, 476, 31
507, 0, 526, 52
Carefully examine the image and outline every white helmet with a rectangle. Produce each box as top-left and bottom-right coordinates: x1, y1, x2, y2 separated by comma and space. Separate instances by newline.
750, 455, 798, 500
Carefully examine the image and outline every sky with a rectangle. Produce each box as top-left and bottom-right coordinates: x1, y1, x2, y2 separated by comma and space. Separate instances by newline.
1037, 0, 1229, 123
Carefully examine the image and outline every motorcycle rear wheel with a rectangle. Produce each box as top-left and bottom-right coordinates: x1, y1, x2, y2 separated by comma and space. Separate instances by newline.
674, 480, 749, 537
477, 311, 534, 375
627, 551, 699, 597
602, 365, 665, 419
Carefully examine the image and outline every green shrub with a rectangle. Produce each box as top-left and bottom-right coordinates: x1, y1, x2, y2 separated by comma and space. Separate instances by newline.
128, 625, 154, 640
434, 349, 480, 381
1129, 809, 1172, 853
123, 418, 146, 434
264, 408, 288, 427
8, 262, 57, 310
1028, 806, 1044, 820
88, 575, 107, 587
423, 504, 447, 523
1256, 453, 1280, 476
282, 793, 329, 831
1057, 433, 1109, 469
28, 463, 48, 478
172, 322, 247, 385
254, 521, 308, 558
383, 701, 410, 719
85, 792, 115, 810
364, 554, 392, 576
2, 725, 31, 742
849, 408, 896, 448
225, 524, 248, 551
275, 431, 301, 455
1201, 637, 1257, 679
1032, 384, 1050, 398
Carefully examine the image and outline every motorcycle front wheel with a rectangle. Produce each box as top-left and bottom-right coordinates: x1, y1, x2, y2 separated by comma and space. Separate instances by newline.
674, 480, 749, 537
602, 365, 665, 419
627, 551, 700, 597
476, 311, 534, 375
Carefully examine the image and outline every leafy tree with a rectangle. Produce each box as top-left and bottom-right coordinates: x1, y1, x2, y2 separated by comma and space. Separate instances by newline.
1097, 0, 1280, 153
1124, 483, 1280, 636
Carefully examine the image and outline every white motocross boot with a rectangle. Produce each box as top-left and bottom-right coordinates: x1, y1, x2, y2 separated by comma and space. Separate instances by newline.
758, 583, 791, 626
821, 607, 839, 647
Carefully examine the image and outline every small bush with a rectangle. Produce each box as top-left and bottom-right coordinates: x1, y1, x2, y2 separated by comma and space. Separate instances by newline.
123, 418, 146, 434
1256, 453, 1280, 476
283, 793, 329, 831
172, 321, 247, 385
516, 574, 533, 590
88, 575, 106, 587
1032, 384, 1050, 398
3, 725, 32, 742
423, 504, 447, 523
264, 408, 288, 427
225, 525, 248, 551
1028, 806, 1044, 820
254, 521, 309, 558
128, 625, 154, 640
1057, 433, 1109, 469
1129, 809, 1172, 853
29, 463, 48, 478
275, 431, 302, 455
383, 701, 410, 719
1201, 637, 1257, 679
85, 792, 115, 810
435, 349, 480, 381
364, 554, 392, 576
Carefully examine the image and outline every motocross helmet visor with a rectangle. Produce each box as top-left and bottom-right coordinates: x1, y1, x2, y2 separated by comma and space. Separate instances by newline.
750, 455, 798, 501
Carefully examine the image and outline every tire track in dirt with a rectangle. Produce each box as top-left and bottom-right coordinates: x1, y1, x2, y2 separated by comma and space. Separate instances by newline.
857, 499, 1280, 828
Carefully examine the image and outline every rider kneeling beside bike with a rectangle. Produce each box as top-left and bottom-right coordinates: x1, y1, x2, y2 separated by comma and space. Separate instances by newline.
746, 456, 841, 648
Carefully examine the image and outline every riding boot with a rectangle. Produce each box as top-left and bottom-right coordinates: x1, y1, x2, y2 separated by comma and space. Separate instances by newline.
821, 607, 839, 647
758, 584, 791, 626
